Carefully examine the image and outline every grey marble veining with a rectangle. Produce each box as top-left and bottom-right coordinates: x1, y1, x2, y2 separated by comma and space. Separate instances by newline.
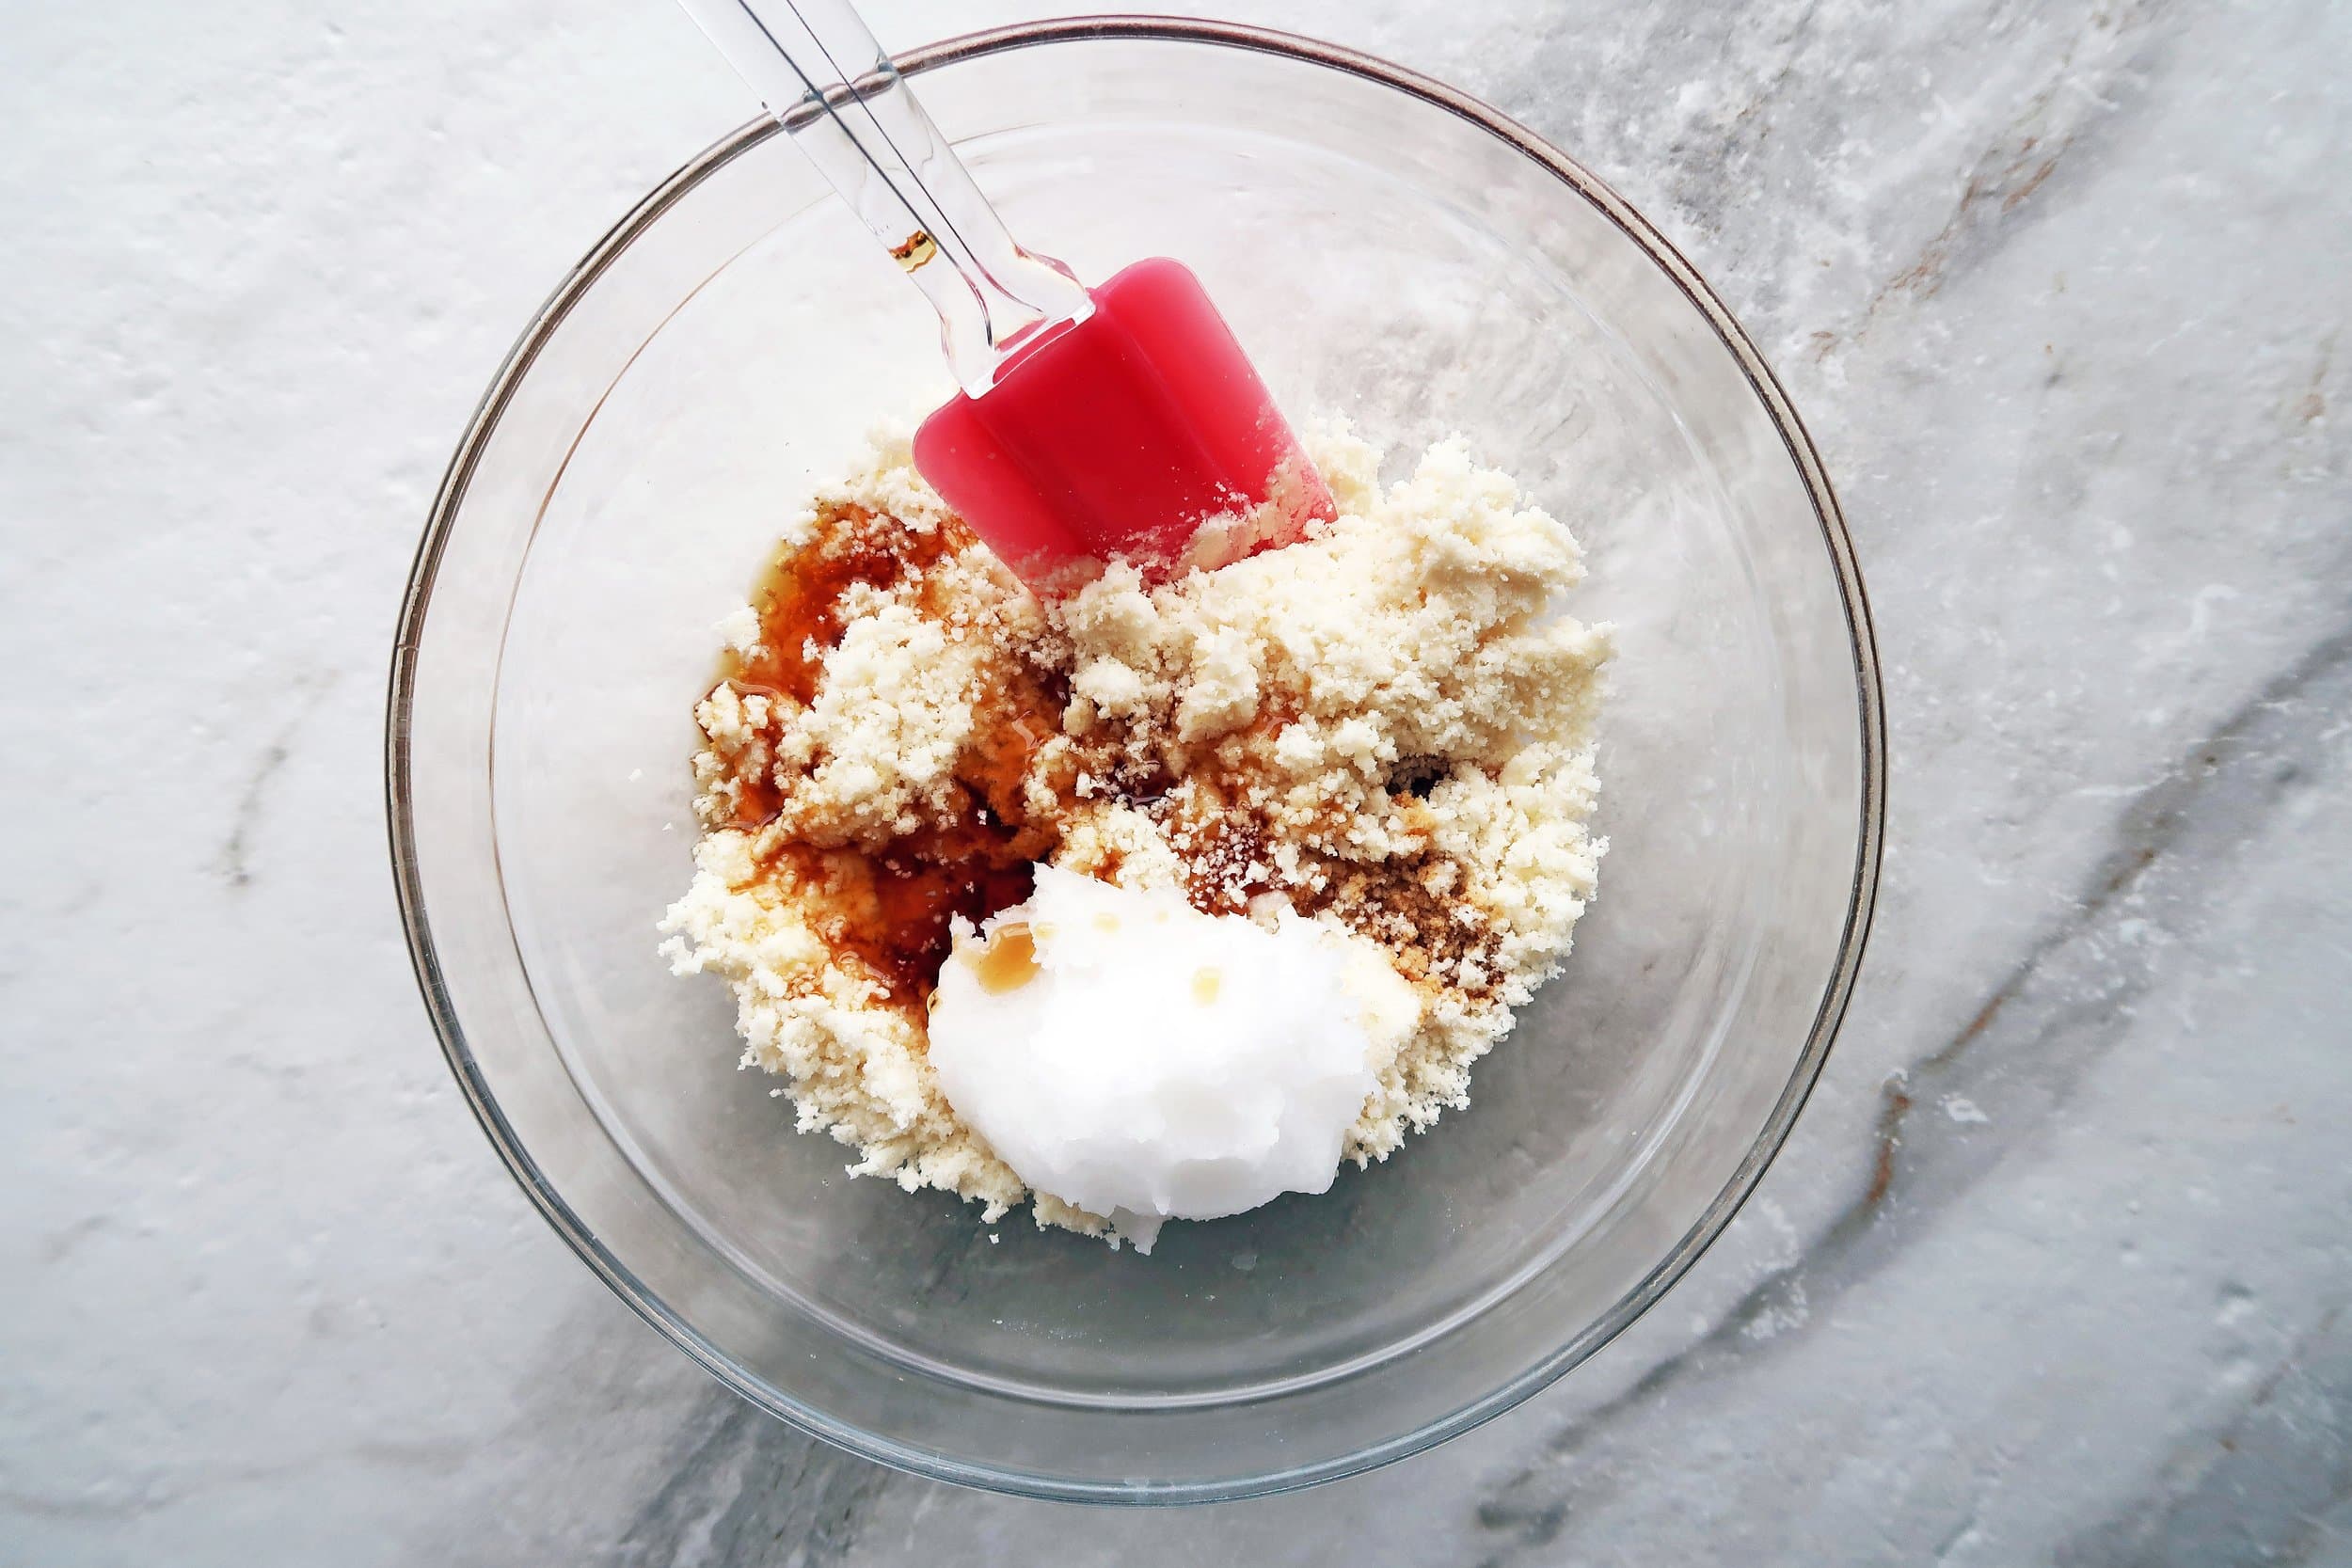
4, 0, 2347, 1562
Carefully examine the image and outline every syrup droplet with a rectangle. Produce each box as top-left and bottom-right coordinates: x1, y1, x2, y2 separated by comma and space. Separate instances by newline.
968, 922, 1041, 994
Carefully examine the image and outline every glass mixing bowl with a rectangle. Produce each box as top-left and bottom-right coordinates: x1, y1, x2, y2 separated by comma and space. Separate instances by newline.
389, 18, 1883, 1501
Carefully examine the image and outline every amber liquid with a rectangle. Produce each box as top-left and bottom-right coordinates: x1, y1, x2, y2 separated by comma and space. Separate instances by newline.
967, 922, 1040, 993
717, 506, 1068, 1013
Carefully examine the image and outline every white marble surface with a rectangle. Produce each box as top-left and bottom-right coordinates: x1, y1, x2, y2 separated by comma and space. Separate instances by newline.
6, 0, 2349, 1560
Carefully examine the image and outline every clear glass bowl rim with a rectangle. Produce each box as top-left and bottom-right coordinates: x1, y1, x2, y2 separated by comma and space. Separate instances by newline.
384, 14, 1887, 1503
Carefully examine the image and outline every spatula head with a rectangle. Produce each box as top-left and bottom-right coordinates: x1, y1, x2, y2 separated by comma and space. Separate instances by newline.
913, 258, 1333, 591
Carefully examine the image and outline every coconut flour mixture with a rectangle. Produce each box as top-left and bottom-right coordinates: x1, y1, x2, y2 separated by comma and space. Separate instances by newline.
660, 425, 1611, 1247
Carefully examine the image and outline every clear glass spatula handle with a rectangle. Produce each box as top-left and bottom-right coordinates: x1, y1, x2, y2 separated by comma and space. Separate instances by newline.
675, 0, 1092, 395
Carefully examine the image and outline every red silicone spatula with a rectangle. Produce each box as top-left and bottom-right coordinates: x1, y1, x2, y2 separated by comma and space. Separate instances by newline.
676, 0, 1332, 589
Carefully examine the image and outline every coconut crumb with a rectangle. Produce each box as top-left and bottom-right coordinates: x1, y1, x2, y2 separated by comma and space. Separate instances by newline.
660, 425, 1612, 1240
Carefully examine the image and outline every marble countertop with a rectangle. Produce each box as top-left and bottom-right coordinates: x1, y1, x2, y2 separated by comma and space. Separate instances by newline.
7, 0, 2348, 1561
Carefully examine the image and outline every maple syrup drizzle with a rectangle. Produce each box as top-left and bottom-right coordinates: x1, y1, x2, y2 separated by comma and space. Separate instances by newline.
720, 503, 1068, 1014
967, 923, 1041, 994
